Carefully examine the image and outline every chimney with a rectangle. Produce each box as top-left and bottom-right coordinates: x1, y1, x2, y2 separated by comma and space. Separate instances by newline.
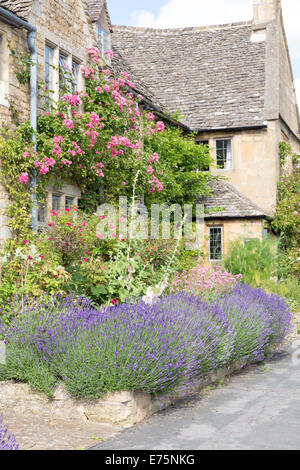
253, 0, 281, 25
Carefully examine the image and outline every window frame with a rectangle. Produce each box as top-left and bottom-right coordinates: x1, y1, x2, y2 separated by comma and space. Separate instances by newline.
96, 25, 111, 65
214, 138, 233, 171
45, 43, 55, 107
208, 226, 223, 261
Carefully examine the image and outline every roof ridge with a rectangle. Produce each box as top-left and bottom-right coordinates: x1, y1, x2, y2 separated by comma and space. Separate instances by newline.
112, 20, 253, 34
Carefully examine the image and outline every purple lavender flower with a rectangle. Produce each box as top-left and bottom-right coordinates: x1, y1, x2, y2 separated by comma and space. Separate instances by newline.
0, 417, 18, 451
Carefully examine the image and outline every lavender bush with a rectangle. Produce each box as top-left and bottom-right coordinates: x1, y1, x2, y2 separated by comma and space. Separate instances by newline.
0, 418, 18, 451
0, 286, 293, 399
215, 284, 293, 362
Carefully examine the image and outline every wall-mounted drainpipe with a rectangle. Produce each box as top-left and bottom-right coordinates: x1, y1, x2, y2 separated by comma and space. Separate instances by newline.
0, 7, 37, 230
27, 31, 37, 231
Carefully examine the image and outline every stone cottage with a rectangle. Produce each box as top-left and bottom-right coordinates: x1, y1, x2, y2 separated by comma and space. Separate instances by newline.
111, 0, 300, 260
0, 0, 299, 261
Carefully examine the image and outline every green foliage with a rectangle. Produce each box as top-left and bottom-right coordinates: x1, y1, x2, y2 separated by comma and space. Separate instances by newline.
224, 237, 280, 287
144, 124, 212, 206
224, 236, 300, 311
8, 45, 33, 85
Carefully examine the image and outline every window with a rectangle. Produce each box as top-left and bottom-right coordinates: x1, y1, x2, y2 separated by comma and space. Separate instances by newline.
59, 52, 72, 94
215, 139, 233, 170
71, 60, 80, 94
197, 140, 209, 147
45, 44, 54, 107
209, 227, 223, 261
52, 194, 61, 211
96, 25, 111, 64
65, 196, 74, 210
37, 204, 46, 223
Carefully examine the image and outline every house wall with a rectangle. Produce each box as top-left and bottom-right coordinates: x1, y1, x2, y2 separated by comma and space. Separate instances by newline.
196, 121, 283, 216
0, 0, 96, 127
204, 218, 264, 260
0, 0, 96, 243
0, 21, 29, 126
278, 15, 300, 138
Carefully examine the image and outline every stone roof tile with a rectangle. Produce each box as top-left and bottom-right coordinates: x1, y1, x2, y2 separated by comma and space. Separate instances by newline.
0, 0, 32, 19
200, 179, 270, 219
112, 23, 266, 130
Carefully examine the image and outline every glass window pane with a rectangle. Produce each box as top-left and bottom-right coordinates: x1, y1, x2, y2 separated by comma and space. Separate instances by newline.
37, 204, 45, 223
209, 227, 223, 260
72, 61, 79, 93
59, 53, 71, 93
52, 194, 61, 211
215, 139, 232, 170
65, 197, 74, 210
45, 44, 54, 107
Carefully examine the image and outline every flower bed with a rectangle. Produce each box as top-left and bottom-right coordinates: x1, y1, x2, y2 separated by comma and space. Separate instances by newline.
0, 285, 293, 401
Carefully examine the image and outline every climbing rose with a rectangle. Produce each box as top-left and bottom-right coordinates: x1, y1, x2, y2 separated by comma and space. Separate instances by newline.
104, 49, 114, 59
156, 121, 165, 132
18, 172, 29, 184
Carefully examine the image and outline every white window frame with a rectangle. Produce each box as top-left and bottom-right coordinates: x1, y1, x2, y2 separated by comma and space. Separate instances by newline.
208, 226, 223, 261
44, 41, 83, 106
214, 138, 233, 171
0, 30, 9, 107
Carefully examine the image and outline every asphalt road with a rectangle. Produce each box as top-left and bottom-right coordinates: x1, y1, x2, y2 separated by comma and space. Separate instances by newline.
91, 338, 300, 450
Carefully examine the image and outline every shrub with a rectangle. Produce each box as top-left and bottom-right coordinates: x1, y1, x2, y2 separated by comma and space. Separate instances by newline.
215, 284, 293, 361
0, 417, 18, 451
170, 264, 242, 300
224, 237, 279, 287
0, 293, 231, 398
0, 287, 292, 399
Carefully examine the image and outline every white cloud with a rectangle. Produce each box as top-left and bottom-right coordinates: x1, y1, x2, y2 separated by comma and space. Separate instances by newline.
132, 0, 253, 28
131, 0, 300, 80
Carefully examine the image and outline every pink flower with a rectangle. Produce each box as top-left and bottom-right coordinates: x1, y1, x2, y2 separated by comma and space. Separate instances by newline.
122, 182, 127, 186
39, 165, 49, 175
104, 85, 111, 93
156, 121, 165, 132
22, 152, 31, 158
62, 119, 74, 130
104, 49, 114, 59
19, 172, 29, 184
24, 240, 29, 245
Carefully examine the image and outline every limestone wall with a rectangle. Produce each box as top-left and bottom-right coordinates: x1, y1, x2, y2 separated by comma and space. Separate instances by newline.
204, 218, 264, 259
196, 122, 284, 215
0, 0, 96, 127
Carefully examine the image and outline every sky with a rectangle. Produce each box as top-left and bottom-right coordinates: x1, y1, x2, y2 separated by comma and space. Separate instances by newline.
107, 0, 300, 106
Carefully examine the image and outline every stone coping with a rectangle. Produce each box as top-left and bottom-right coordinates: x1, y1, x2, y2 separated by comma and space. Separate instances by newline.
0, 361, 247, 428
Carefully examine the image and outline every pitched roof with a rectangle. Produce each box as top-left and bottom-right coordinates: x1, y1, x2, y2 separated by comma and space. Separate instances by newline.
199, 179, 270, 219
111, 49, 166, 111
0, 0, 32, 19
85, 0, 111, 27
112, 22, 267, 130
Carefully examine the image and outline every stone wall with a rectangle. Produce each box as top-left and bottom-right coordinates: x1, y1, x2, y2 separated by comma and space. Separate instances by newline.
0, 360, 247, 428
0, 0, 97, 242
204, 218, 264, 260
196, 123, 281, 216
